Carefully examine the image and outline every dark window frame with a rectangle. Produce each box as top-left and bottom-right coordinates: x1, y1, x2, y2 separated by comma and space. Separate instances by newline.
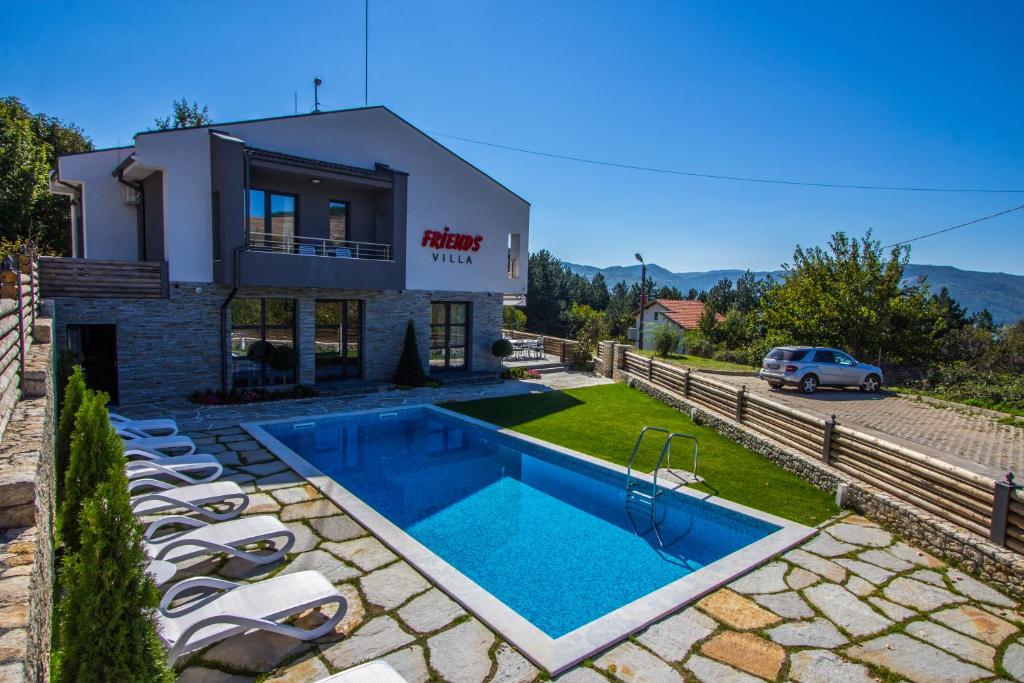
328, 199, 350, 244
430, 301, 471, 372
314, 299, 364, 383
231, 298, 297, 387
248, 187, 300, 240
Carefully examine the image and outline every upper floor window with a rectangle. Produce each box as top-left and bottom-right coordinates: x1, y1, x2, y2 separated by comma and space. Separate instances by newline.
249, 189, 296, 249
329, 200, 349, 243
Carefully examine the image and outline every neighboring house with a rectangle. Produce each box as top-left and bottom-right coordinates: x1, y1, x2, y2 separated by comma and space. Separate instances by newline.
47, 106, 529, 404
634, 299, 721, 352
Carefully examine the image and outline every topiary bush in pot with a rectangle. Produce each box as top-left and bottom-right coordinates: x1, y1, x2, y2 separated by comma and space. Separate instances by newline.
393, 320, 428, 386
492, 338, 514, 359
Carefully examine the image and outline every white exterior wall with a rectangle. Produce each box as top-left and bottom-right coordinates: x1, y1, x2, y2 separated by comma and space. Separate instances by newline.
57, 147, 138, 260
124, 107, 529, 290
638, 303, 686, 353
133, 128, 213, 282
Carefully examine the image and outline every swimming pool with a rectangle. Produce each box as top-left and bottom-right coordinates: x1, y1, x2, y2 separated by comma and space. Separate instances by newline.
244, 405, 813, 672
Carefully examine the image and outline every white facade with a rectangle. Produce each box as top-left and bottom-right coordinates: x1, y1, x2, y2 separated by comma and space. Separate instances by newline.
55, 107, 530, 294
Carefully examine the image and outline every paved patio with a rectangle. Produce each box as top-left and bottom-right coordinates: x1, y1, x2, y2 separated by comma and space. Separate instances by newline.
139, 378, 1024, 683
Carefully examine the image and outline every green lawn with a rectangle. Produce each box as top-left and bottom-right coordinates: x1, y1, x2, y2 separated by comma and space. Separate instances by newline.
444, 383, 838, 527
634, 349, 756, 372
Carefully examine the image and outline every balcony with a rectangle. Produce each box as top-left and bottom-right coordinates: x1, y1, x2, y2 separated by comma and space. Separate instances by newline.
248, 232, 392, 261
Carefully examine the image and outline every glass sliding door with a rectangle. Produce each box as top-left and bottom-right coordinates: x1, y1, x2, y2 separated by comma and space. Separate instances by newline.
248, 189, 296, 251
230, 298, 296, 387
430, 302, 469, 371
315, 300, 362, 383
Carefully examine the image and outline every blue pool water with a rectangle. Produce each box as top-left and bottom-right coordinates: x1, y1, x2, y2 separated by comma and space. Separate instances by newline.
262, 407, 779, 638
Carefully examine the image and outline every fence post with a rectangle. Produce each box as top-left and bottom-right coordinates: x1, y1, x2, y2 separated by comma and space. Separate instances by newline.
560, 339, 567, 362
822, 414, 837, 465
647, 356, 654, 381
8, 257, 26, 390
683, 369, 690, 397
735, 385, 745, 422
990, 473, 1019, 546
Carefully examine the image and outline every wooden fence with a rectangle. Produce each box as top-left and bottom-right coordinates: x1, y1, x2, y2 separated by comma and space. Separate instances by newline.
502, 329, 578, 362
39, 257, 167, 299
618, 349, 1019, 553
0, 248, 41, 440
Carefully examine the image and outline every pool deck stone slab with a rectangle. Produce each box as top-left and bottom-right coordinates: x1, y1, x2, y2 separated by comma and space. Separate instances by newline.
158, 384, 1024, 683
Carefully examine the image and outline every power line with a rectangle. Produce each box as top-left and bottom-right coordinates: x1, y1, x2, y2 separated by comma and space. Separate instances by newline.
429, 131, 1024, 194
881, 203, 1024, 248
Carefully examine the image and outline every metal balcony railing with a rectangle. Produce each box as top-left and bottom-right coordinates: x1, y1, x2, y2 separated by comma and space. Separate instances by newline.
248, 232, 392, 261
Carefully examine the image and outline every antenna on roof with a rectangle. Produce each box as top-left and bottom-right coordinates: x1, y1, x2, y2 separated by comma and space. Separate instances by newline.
313, 77, 322, 113
364, 0, 369, 106
294, 92, 298, 115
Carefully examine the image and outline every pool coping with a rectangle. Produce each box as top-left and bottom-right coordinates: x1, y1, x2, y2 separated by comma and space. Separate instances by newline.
242, 404, 816, 674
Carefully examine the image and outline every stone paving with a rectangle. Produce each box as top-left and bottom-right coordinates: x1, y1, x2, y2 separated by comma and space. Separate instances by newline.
163, 418, 1024, 683
710, 373, 1024, 477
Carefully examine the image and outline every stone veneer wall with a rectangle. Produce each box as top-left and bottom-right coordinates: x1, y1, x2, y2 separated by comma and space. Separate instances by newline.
0, 324, 55, 682
617, 371, 1024, 597
52, 283, 504, 405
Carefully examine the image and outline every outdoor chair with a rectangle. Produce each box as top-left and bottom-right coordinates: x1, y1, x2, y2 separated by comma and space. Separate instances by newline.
109, 412, 179, 436
316, 661, 408, 683
298, 244, 318, 256
143, 515, 295, 585
126, 453, 223, 486
334, 246, 353, 258
158, 570, 346, 665
129, 480, 249, 521
115, 426, 197, 456
532, 337, 545, 359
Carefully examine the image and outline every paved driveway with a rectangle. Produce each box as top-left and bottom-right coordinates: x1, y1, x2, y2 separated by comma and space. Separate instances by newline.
709, 373, 1024, 478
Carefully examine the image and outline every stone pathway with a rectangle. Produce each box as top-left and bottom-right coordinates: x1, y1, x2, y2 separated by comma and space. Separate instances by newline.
161, 425, 1024, 682
710, 373, 1024, 478
126, 372, 609, 433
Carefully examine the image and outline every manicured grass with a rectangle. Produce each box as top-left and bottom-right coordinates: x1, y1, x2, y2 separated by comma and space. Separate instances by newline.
634, 349, 756, 372
444, 383, 838, 527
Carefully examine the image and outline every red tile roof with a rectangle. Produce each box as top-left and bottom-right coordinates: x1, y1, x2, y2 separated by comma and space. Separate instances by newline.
645, 299, 723, 330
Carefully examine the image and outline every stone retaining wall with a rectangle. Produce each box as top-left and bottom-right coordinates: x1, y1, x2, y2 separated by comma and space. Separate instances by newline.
620, 371, 1024, 597
0, 324, 55, 682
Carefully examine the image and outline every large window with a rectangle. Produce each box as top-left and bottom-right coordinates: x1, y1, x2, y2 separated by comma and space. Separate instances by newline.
329, 200, 349, 243
248, 189, 296, 250
315, 300, 362, 383
430, 302, 469, 371
231, 298, 296, 387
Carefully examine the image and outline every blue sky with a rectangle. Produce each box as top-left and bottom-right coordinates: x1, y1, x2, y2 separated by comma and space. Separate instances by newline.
5, 1, 1023, 274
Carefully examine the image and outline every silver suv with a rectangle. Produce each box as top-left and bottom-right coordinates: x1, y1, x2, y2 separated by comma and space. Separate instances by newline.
759, 346, 883, 394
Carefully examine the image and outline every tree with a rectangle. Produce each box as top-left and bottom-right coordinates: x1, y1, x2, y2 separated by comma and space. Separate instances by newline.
503, 306, 526, 331
650, 322, 683, 357
567, 304, 609, 367
685, 288, 700, 301
154, 98, 212, 130
605, 281, 634, 338
60, 391, 126, 552
704, 278, 735, 315
589, 273, 611, 310
54, 470, 172, 682
56, 365, 87, 499
654, 285, 683, 300
697, 303, 720, 340
392, 320, 427, 386
0, 97, 93, 253
525, 250, 572, 334
733, 270, 765, 313
971, 309, 996, 332
761, 230, 934, 363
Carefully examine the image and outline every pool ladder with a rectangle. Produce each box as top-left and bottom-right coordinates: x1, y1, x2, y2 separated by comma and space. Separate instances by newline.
625, 427, 700, 547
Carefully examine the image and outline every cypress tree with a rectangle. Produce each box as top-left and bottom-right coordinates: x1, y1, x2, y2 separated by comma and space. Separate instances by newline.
392, 319, 428, 386
55, 365, 87, 499
60, 390, 126, 553
53, 467, 172, 682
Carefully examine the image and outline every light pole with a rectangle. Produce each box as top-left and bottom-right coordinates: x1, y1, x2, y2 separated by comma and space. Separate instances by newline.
635, 252, 646, 350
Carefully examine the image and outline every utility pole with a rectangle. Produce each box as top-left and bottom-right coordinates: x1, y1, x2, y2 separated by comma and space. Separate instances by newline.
636, 252, 647, 350
314, 77, 322, 113
364, 0, 369, 106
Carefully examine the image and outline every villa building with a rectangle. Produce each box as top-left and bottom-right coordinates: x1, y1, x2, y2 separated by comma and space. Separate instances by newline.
47, 106, 529, 404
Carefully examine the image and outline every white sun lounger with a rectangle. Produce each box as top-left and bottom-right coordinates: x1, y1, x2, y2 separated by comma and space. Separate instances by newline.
110, 412, 179, 436
159, 570, 345, 665
116, 426, 197, 456
143, 515, 294, 585
130, 480, 249, 521
316, 661, 407, 683
126, 454, 223, 486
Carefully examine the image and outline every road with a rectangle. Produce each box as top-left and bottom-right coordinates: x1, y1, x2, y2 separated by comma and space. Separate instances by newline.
708, 372, 1024, 478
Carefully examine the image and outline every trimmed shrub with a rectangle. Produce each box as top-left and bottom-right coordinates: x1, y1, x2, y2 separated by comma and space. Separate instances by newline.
491, 338, 514, 359
651, 323, 683, 357
56, 365, 87, 499
503, 306, 526, 331
60, 391, 126, 553
53, 469, 172, 683
393, 320, 427, 386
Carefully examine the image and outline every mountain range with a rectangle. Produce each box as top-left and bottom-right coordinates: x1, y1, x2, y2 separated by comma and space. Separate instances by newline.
564, 262, 1024, 324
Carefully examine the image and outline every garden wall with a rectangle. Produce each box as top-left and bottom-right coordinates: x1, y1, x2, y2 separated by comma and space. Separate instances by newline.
610, 349, 1024, 597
